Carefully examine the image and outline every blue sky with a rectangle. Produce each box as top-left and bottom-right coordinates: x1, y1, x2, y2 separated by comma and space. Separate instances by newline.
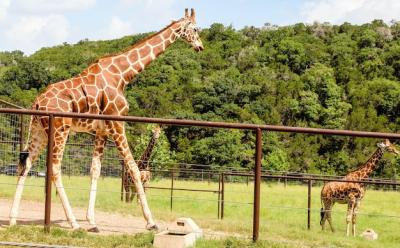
0, 0, 399, 54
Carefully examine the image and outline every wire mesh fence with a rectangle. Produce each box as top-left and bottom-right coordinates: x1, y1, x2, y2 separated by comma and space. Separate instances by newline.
0, 103, 399, 242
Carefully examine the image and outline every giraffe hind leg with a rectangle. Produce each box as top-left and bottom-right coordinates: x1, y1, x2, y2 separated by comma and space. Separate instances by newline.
346, 198, 356, 237
352, 199, 361, 237
9, 125, 46, 226
9, 154, 33, 225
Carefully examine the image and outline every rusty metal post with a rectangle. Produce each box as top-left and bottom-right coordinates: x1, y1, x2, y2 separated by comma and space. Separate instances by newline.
217, 173, 221, 219
307, 179, 312, 230
44, 114, 55, 232
253, 128, 262, 241
284, 172, 287, 188
170, 169, 174, 211
221, 172, 225, 219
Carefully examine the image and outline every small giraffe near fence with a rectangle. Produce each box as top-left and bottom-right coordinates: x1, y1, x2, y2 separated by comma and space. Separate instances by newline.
123, 126, 161, 203
320, 139, 400, 237
8, 8, 203, 233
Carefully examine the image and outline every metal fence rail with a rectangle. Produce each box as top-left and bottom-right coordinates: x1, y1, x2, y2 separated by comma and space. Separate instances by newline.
0, 107, 399, 241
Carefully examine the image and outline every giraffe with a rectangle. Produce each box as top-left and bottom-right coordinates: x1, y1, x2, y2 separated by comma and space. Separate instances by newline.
320, 139, 399, 236
9, 9, 203, 232
123, 126, 161, 203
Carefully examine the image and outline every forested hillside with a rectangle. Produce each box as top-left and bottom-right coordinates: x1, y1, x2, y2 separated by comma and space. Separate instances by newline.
0, 20, 399, 177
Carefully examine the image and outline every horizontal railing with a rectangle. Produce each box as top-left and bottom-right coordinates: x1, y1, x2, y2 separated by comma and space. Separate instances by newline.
0, 107, 399, 241
0, 108, 400, 138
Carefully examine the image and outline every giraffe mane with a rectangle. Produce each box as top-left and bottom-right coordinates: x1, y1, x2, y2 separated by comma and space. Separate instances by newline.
93, 19, 183, 63
346, 147, 383, 175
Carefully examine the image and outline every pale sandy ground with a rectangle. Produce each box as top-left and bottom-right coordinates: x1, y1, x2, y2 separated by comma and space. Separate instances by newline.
0, 198, 167, 235
0, 199, 235, 240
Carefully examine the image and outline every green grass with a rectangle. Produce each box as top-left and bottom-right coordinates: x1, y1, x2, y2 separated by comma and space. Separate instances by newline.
1, 175, 400, 247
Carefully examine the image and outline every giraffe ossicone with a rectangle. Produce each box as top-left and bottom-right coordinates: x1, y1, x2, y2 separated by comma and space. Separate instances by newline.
9, 8, 203, 232
320, 139, 399, 237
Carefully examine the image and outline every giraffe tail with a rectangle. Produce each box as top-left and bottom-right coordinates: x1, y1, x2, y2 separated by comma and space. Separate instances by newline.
18, 115, 35, 175
320, 195, 326, 226
320, 208, 325, 226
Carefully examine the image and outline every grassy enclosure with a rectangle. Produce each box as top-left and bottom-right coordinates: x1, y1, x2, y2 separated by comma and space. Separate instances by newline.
1, 174, 400, 247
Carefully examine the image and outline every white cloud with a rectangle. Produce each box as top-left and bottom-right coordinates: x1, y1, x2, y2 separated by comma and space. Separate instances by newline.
301, 0, 400, 24
11, 0, 96, 13
0, 0, 96, 54
103, 16, 134, 39
91, 0, 177, 41
0, 0, 10, 20
5, 15, 69, 54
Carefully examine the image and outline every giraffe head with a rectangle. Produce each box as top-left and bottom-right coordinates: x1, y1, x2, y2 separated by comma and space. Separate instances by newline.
377, 139, 400, 155
140, 170, 151, 186
152, 126, 161, 139
177, 8, 204, 52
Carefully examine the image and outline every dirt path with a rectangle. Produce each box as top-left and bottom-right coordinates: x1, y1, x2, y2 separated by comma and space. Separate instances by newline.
0, 199, 167, 235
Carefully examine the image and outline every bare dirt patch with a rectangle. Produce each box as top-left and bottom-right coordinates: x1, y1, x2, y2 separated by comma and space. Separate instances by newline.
0, 199, 167, 235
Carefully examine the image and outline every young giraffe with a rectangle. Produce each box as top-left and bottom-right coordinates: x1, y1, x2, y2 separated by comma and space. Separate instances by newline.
124, 126, 161, 203
320, 139, 399, 236
9, 9, 203, 232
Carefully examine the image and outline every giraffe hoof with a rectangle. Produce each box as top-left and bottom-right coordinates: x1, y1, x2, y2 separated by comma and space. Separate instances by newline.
87, 227, 100, 233
146, 224, 158, 231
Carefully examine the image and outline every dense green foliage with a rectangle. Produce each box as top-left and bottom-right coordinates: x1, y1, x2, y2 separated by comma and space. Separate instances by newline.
0, 20, 399, 176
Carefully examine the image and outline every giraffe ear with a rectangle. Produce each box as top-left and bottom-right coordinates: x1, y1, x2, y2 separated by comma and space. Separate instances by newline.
184, 8, 189, 19
190, 8, 196, 23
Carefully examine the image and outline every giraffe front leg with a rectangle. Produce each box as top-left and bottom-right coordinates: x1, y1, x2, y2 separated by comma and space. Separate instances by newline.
111, 121, 157, 230
52, 125, 79, 229
126, 162, 156, 229
86, 134, 106, 232
54, 173, 79, 229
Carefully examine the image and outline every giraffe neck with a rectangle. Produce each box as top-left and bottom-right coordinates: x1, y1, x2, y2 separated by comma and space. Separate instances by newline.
346, 147, 383, 180
137, 132, 160, 170
94, 21, 181, 86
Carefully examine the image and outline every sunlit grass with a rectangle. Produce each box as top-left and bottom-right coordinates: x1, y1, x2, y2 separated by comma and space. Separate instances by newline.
1, 175, 399, 247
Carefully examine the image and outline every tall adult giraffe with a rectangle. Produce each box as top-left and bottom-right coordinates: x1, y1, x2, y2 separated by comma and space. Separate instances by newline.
320, 139, 399, 236
9, 9, 203, 232
124, 126, 161, 203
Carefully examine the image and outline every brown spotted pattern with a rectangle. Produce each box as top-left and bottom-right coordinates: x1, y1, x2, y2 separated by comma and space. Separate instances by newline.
10, 9, 203, 231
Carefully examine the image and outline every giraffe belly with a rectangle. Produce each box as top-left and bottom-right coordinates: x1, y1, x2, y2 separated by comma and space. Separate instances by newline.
70, 119, 107, 134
